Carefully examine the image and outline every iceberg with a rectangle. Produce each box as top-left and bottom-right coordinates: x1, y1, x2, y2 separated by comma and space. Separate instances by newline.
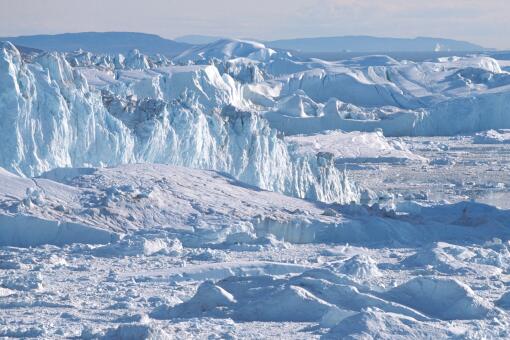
0, 42, 357, 203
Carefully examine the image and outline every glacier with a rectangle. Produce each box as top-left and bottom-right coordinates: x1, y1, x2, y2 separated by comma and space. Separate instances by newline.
2, 35, 510, 339
3, 38, 510, 194
0, 41, 357, 204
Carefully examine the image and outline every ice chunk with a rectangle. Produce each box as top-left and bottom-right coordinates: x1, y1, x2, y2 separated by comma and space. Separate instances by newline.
319, 306, 358, 328
84, 324, 172, 340
386, 276, 492, 320
338, 254, 381, 280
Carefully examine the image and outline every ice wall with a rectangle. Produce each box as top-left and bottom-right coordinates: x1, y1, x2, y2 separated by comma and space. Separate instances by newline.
0, 42, 358, 204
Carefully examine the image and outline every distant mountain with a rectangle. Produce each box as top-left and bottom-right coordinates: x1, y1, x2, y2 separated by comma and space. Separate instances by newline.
265, 36, 487, 53
12, 44, 43, 55
174, 35, 225, 45
1, 33, 489, 56
0, 32, 191, 56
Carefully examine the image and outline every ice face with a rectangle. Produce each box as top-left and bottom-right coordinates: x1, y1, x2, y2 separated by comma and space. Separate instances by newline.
0, 42, 358, 204
3, 38, 510, 206
0, 42, 133, 176
264, 56, 510, 135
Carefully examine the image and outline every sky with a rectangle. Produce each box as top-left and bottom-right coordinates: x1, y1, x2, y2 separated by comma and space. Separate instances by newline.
0, 0, 509, 49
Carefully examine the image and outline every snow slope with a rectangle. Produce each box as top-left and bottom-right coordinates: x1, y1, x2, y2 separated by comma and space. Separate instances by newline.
1, 164, 509, 249
1, 163, 510, 337
0, 164, 354, 247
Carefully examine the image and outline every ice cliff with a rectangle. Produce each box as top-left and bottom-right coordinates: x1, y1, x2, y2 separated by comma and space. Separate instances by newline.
3, 38, 510, 203
0, 42, 357, 204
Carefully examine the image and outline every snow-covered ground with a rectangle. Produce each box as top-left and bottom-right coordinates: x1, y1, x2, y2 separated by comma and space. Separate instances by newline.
2, 162, 510, 338
1, 39, 510, 338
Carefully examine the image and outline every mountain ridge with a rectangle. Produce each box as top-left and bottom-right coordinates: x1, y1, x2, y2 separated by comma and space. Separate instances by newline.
1, 32, 490, 56
0, 32, 191, 56
266, 35, 487, 52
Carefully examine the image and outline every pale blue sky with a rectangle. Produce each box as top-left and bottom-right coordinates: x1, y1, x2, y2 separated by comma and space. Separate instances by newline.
1, 0, 509, 49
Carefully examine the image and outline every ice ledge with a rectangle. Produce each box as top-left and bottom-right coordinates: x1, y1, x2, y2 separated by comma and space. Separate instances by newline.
0, 215, 119, 247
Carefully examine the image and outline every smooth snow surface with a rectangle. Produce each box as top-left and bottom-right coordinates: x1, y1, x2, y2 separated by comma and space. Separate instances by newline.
1, 37, 510, 338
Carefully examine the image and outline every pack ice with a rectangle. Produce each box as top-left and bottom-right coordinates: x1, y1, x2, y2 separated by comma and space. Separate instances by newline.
1, 38, 510, 338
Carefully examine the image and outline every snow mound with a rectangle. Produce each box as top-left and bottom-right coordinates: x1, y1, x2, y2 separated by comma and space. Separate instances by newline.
473, 129, 510, 144
153, 268, 434, 324
1, 272, 43, 291
401, 242, 504, 276
0, 287, 16, 297
496, 291, 510, 309
328, 308, 451, 339
84, 324, 172, 340
6, 166, 509, 249
319, 306, 358, 328
151, 280, 236, 319
386, 276, 492, 320
0, 163, 355, 247
0, 326, 45, 338
287, 130, 425, 164
152, 275, 332, 322
275, 91, 321, 117
340, 55, 399, 67
93, 234, 183, 257
337, 254, 381, 279
174, 39, 277, 63
401, 243, 473, 273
